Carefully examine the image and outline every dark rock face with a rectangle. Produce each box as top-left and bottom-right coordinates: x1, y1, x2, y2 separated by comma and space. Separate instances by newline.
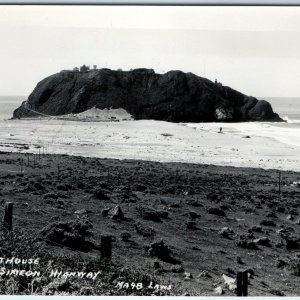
13, 68, 282, 122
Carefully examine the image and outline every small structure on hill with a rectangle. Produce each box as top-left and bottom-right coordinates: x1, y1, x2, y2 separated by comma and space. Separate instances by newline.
215, 79, 223, 87
73, 67, 79, 72
80, 65, 90, 72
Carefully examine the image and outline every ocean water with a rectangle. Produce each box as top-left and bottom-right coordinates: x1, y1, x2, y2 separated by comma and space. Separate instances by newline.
0, 96, 300, 125
265, 97, 300, 125
0, 96, 26, 120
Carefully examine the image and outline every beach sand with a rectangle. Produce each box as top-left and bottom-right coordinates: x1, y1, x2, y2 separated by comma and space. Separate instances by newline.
0, 118, 299, 171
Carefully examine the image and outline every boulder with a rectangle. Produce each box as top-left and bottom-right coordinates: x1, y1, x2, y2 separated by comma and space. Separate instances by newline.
253, 237, 272, 247
222, 274, 237, 291
260, 220, 277, 227
285, 236, 300, 250
219, 227, 235, 239
214, 286, 225, 295
208, 207, 226, 217
111, 205, 125, 220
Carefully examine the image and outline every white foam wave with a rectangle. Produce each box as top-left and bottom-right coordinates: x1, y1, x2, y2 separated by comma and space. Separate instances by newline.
282, 116, 300, 124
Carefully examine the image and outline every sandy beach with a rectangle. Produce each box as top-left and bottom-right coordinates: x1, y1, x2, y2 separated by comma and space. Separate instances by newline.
0, 117, 299, 172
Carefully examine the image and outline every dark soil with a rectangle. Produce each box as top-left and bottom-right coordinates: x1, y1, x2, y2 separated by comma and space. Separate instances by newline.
0, 151, 299, 295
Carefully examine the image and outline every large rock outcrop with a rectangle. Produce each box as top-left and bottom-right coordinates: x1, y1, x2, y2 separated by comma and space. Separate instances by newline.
13, 68, 282, 122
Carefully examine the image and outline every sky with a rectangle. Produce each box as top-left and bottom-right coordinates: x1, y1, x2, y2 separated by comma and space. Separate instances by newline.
0, 5, 300, 98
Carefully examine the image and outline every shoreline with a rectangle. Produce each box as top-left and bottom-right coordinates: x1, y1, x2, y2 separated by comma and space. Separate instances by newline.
0, 119, 299, 172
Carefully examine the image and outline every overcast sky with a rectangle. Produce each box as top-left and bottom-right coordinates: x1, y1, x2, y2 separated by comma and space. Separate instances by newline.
0, 5, 299, 98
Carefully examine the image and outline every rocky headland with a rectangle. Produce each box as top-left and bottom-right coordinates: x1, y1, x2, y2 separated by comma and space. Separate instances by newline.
13, 68, 282, 122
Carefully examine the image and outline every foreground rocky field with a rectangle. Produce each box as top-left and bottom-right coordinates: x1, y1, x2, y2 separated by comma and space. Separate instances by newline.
0, 151, 299, 295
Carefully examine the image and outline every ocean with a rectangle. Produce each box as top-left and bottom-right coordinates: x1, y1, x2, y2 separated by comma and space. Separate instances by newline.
0, 96, 299, 125
0, 96, 26, 120
264, 97, 300, 125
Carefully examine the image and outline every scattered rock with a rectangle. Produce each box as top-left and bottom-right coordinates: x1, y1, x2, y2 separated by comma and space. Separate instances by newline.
43, 278, 80, 294
249, 225, 263, 233
285, 236, 300, 250
287, 255, 300, 276
265, 211, 277, 218
246, 268, 255, 278
289, 208, 299, 216
276, 226, 294, 237
171, 265, 184, 273
74, 209, 88, 215
187, 199, 203, 207
131, 183, 147, 192
134, 222, 156, 237
236, 256, 244, 264
184, 272, 193, 280
101, 208, 111, 217
270, 290, 285, 296
254, 237, 272, 247
275, 258, 288, 268
207, 192, 219, 202
111, 205, 125, 220
186, 220, 197, 229
222, 274, 237, 291
197, 270, 212, 278
148, 240, 180, 264
208, 207, 226, 217
24, 182, 45, 193
287, 214, 295, 221
120, 231, 131, 242
277, 206, 285, 213
214, 286, 225, 295
93, 189, 110, 200
226, 267, 236, 275
189, 211, 200, 219
219, 227, 235, 239
137, 206, 168, 222
43, 193, 58, 200
237, 240, 259, 250
260, 220, 276, 227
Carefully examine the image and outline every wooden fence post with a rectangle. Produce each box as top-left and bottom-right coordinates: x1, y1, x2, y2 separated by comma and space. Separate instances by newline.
3, 202, 13, 231
100, 235, 112, 262
237, 270, 248, 296
242, 270, 248, 296
278, 171, 281, 200
20, 158, 23, 173
107, 168, 110, 183
237, 272, 243, 296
